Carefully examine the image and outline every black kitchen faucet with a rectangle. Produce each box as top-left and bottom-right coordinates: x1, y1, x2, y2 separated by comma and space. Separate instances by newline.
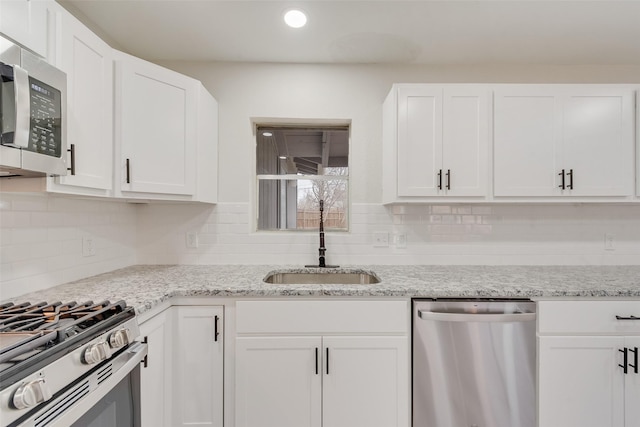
306, 199, 338, 268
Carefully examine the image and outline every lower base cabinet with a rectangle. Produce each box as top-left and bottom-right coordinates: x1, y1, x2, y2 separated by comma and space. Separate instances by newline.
538, 301, 640, 427
172, 305, 224, 427
236, 335, 408, 427
139, 307, 173, 427
235, 300, 410, 427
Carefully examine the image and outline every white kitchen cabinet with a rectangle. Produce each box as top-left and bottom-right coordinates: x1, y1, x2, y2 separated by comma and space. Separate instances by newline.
321, 336, 408, 427
538, 300, 640, 427
236, 336, 322, 427
383, 84, 488, 202
114, 51, 194, 198
139, 307, 173, 427
172, 305, 224, 427
494, 85, 635, 198
0, 0, 49, 57
114, 50, 218, 202
235, 300, 410, 427
46, 7, 113, 196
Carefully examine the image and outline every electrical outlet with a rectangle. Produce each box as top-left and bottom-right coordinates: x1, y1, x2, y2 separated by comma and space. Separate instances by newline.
82, 235, 96, 257
186, 232, 199, 249
373, 232, 389, 247
604, 233, 615, 251
395, 233, 407, 249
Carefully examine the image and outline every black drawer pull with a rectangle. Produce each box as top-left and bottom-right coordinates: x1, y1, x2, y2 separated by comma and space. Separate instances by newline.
616, 315, 640, 320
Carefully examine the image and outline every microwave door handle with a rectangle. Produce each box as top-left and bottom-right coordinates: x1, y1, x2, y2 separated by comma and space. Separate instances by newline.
12, 65, 30, 149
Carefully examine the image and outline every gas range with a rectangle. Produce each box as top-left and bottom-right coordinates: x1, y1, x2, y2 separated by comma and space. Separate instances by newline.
0, 300, 145, 427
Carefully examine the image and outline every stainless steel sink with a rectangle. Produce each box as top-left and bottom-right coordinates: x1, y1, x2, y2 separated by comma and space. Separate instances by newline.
263, 269, 380, 285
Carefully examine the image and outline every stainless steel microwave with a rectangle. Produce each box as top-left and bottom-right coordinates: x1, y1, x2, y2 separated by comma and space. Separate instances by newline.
0, 35, 67, 177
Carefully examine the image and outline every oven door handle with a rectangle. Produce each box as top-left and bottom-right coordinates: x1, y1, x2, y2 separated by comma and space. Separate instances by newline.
418, 310, 536, 323
40, 341, 148, 427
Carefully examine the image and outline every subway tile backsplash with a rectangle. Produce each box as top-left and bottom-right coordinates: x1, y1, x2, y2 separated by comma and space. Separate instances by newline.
0, 193, 137, 300
1, 192, 639, 300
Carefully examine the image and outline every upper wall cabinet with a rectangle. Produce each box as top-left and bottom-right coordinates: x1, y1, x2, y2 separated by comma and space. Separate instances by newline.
113, 51, 218, 202
494, 85, 636, 199
46, 6, 114, 196
0, 0, 49, 57
383, 84, 489, 203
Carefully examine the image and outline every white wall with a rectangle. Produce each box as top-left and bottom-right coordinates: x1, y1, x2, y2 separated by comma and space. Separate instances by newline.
2, 62, 640, 300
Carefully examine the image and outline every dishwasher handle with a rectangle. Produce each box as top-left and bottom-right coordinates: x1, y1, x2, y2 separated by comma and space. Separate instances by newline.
418, 310, 536, 323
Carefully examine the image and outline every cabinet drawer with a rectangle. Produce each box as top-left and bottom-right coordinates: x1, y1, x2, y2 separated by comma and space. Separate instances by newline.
538, 300, 640, 334
236, 300, 409, 334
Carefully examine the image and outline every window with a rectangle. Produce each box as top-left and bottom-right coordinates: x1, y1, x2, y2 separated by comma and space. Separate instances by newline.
256, 125, 349, 231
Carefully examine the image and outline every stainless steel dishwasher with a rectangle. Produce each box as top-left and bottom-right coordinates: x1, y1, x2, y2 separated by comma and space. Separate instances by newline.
413, 299, 536, 427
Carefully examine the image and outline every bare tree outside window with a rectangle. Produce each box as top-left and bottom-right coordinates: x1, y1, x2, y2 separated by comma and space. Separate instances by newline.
256, 125, 349, 231
297, 168, 348, 229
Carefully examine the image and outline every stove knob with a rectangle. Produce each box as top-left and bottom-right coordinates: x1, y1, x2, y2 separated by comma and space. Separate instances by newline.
109, 328, 132, 349
83, 341, 112, 364
12, 378, 52, 409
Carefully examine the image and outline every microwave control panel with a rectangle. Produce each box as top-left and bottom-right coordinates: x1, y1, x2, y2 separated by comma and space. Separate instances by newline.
28, 76, 62, 157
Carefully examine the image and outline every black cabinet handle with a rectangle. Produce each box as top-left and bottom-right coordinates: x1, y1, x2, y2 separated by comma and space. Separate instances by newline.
437, 169, 443, 190
315, 347, 319, 375
214, 315, 220, 342
67, 144, 76, 176
619, 348, 629, 374
141, 336, 148, 368
558, 169, 566, 189
630, 347, 639, 374
446, 169, 451, 190
125, 158, 131, 184
326, 348, 330, 375
567, 169, 574, 190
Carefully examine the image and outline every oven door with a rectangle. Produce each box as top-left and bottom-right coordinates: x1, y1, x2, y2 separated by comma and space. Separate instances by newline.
13, 341, 147, 427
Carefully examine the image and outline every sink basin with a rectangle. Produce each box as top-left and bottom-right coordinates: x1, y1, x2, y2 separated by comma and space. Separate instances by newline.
263, 269, 380, 285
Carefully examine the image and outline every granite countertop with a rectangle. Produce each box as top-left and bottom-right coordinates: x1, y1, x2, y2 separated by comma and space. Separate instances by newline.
3, 265, 640, 315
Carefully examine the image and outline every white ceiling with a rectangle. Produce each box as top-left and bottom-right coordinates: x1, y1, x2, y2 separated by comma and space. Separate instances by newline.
60, 0, 640, 65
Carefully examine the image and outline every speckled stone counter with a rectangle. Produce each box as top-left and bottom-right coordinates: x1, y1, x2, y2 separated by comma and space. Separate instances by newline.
3, 265, 640, 315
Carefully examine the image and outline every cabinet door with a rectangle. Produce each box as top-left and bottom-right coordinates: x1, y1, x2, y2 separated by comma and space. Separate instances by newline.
396, 86, 442, 196
562, 88, 634, 196
139, 308, 173, 427
51, 10, 113, 194
235, 336, 322, 427
442, 87, 488, 197
116, 53, 197, 196
322, 336, 409, 427
538, 336, 625, 427
0, 0, 48, 57
626, 337, 640, 427
173, 306, 223, 427
494, 88, 562, 196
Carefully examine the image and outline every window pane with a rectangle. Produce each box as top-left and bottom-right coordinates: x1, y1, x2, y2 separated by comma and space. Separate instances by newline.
257, 178, 348, 231
256, 125, 349, 231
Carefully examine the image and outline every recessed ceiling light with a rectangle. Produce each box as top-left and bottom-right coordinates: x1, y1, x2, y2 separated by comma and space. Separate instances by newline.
279, 156, 287, 160
284, 9, 307, 28
262, 131, 273, 137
